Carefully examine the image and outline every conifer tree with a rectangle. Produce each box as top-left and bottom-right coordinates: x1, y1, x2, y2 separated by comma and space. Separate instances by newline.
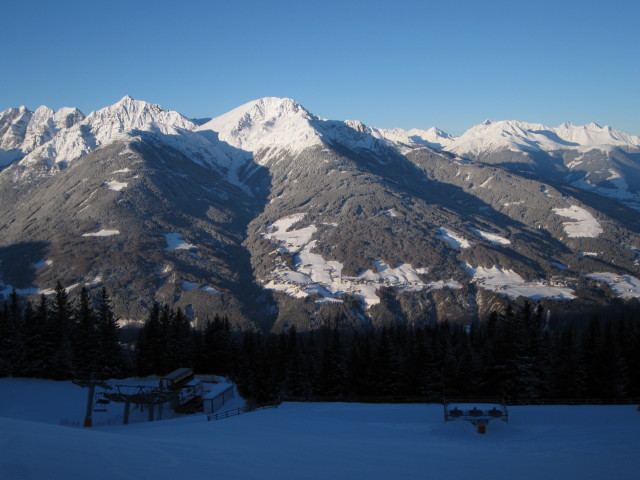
72, 287, 99, 379
48, 282, 75, 379
95, 287, 125, 379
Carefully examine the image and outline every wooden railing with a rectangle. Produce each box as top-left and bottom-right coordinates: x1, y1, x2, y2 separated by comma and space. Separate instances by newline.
206, 401, 281, 421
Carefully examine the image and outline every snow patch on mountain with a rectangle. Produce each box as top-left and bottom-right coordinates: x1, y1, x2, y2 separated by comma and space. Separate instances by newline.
462, 264, 575, 300
32, 259, 52, 269
164, 233, 196, 251
586, 272, 640, 298
436, 227, 472, 249
469, 227, 510, 245
201, 286, 220, 294
263, 213, 316, 251
571, 177, 640, 211
82, 229, 120, 237
553, 206, 603, 238
105, 180, 127, 191
262, 214, 452, 307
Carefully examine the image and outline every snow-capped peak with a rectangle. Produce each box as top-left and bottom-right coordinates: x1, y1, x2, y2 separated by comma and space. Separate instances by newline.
0, 104, 85, 155
197, 97, 323, 158
447, 119, 640, 156
16, 96, 202, 169
84, 95, 196, 134
552, 121, 639, 147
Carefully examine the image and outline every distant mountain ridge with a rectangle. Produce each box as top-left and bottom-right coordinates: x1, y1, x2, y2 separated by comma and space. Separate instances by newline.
1, 96, 639, 331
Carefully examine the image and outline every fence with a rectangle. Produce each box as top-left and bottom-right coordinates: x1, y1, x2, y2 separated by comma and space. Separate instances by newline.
281, 395, 640, 406
206, 401, 280, 421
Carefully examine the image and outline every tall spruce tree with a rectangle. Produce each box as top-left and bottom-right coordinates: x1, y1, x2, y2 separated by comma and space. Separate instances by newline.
95, 287, 125, 379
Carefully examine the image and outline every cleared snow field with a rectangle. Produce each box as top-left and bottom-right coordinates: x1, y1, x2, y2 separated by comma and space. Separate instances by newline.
164, 232, 196, 251
262, 215, 447, 306
82, 229, 120, 237
553, 205, 603, 238
469, 227, 511, 245
105, 180, 128, 191
436, 227, 472, 249
463, 264, 575, 300
587, 272, 640, 298
1, 378, 639, 480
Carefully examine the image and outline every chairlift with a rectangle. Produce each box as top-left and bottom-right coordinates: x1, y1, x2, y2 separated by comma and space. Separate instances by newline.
94, 392, 110, 412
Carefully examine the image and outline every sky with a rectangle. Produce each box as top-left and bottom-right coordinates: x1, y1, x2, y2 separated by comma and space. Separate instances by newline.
1, 0, 639, 135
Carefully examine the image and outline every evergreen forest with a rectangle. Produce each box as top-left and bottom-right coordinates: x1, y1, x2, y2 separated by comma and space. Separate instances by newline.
2, 285, 640, 404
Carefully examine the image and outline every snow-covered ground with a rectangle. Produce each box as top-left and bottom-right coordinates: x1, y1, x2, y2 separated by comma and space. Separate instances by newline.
468, 227, 511, 245
261, 215, 453, 306
462, 264, 576, 300
553, 205, 603, 238
164, 232, 196, 251
587, 272, 640, 298
82, 229, 120, 237
105, 180, 128, 191
436, 227, 473, 249
1, 378, 639, 480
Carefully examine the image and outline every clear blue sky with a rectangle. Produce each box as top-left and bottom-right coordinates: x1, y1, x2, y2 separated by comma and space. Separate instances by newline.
1, 0, 638, 135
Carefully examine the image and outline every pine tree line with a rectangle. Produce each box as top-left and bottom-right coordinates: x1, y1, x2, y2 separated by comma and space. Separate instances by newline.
131, 300, 640, 404
3, 287, 640, 405
0, 283, 126, 380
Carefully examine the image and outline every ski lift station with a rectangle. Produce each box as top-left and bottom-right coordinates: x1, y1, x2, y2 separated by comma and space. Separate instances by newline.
75, 368, 237, 426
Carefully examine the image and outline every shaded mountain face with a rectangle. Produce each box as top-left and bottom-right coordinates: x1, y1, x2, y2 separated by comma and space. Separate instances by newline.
1, 96, 639, 331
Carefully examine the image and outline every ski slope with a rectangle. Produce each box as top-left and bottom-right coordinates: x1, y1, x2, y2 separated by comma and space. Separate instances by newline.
1, 378, 639, 480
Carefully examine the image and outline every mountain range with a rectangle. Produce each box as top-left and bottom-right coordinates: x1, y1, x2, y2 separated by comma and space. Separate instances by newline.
1, 96, 639, 331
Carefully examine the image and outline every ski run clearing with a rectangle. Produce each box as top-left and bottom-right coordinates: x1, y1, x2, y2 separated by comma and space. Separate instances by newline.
553, 205, 603, 238
1, 378, 639, 480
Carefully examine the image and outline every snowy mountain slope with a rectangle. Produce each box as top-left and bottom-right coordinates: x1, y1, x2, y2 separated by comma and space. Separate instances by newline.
196, 97, 324, 160
0, 136, 269, 327
375, 119, 640, 211
378, 119, 640, 155
5, 96, 234, 179
0, 105, 84, 167
1, 95, 640, 330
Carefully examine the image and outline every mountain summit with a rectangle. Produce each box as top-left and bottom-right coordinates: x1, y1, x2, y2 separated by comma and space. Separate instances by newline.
1, 96, 639, 330
197, 97, 322, 158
